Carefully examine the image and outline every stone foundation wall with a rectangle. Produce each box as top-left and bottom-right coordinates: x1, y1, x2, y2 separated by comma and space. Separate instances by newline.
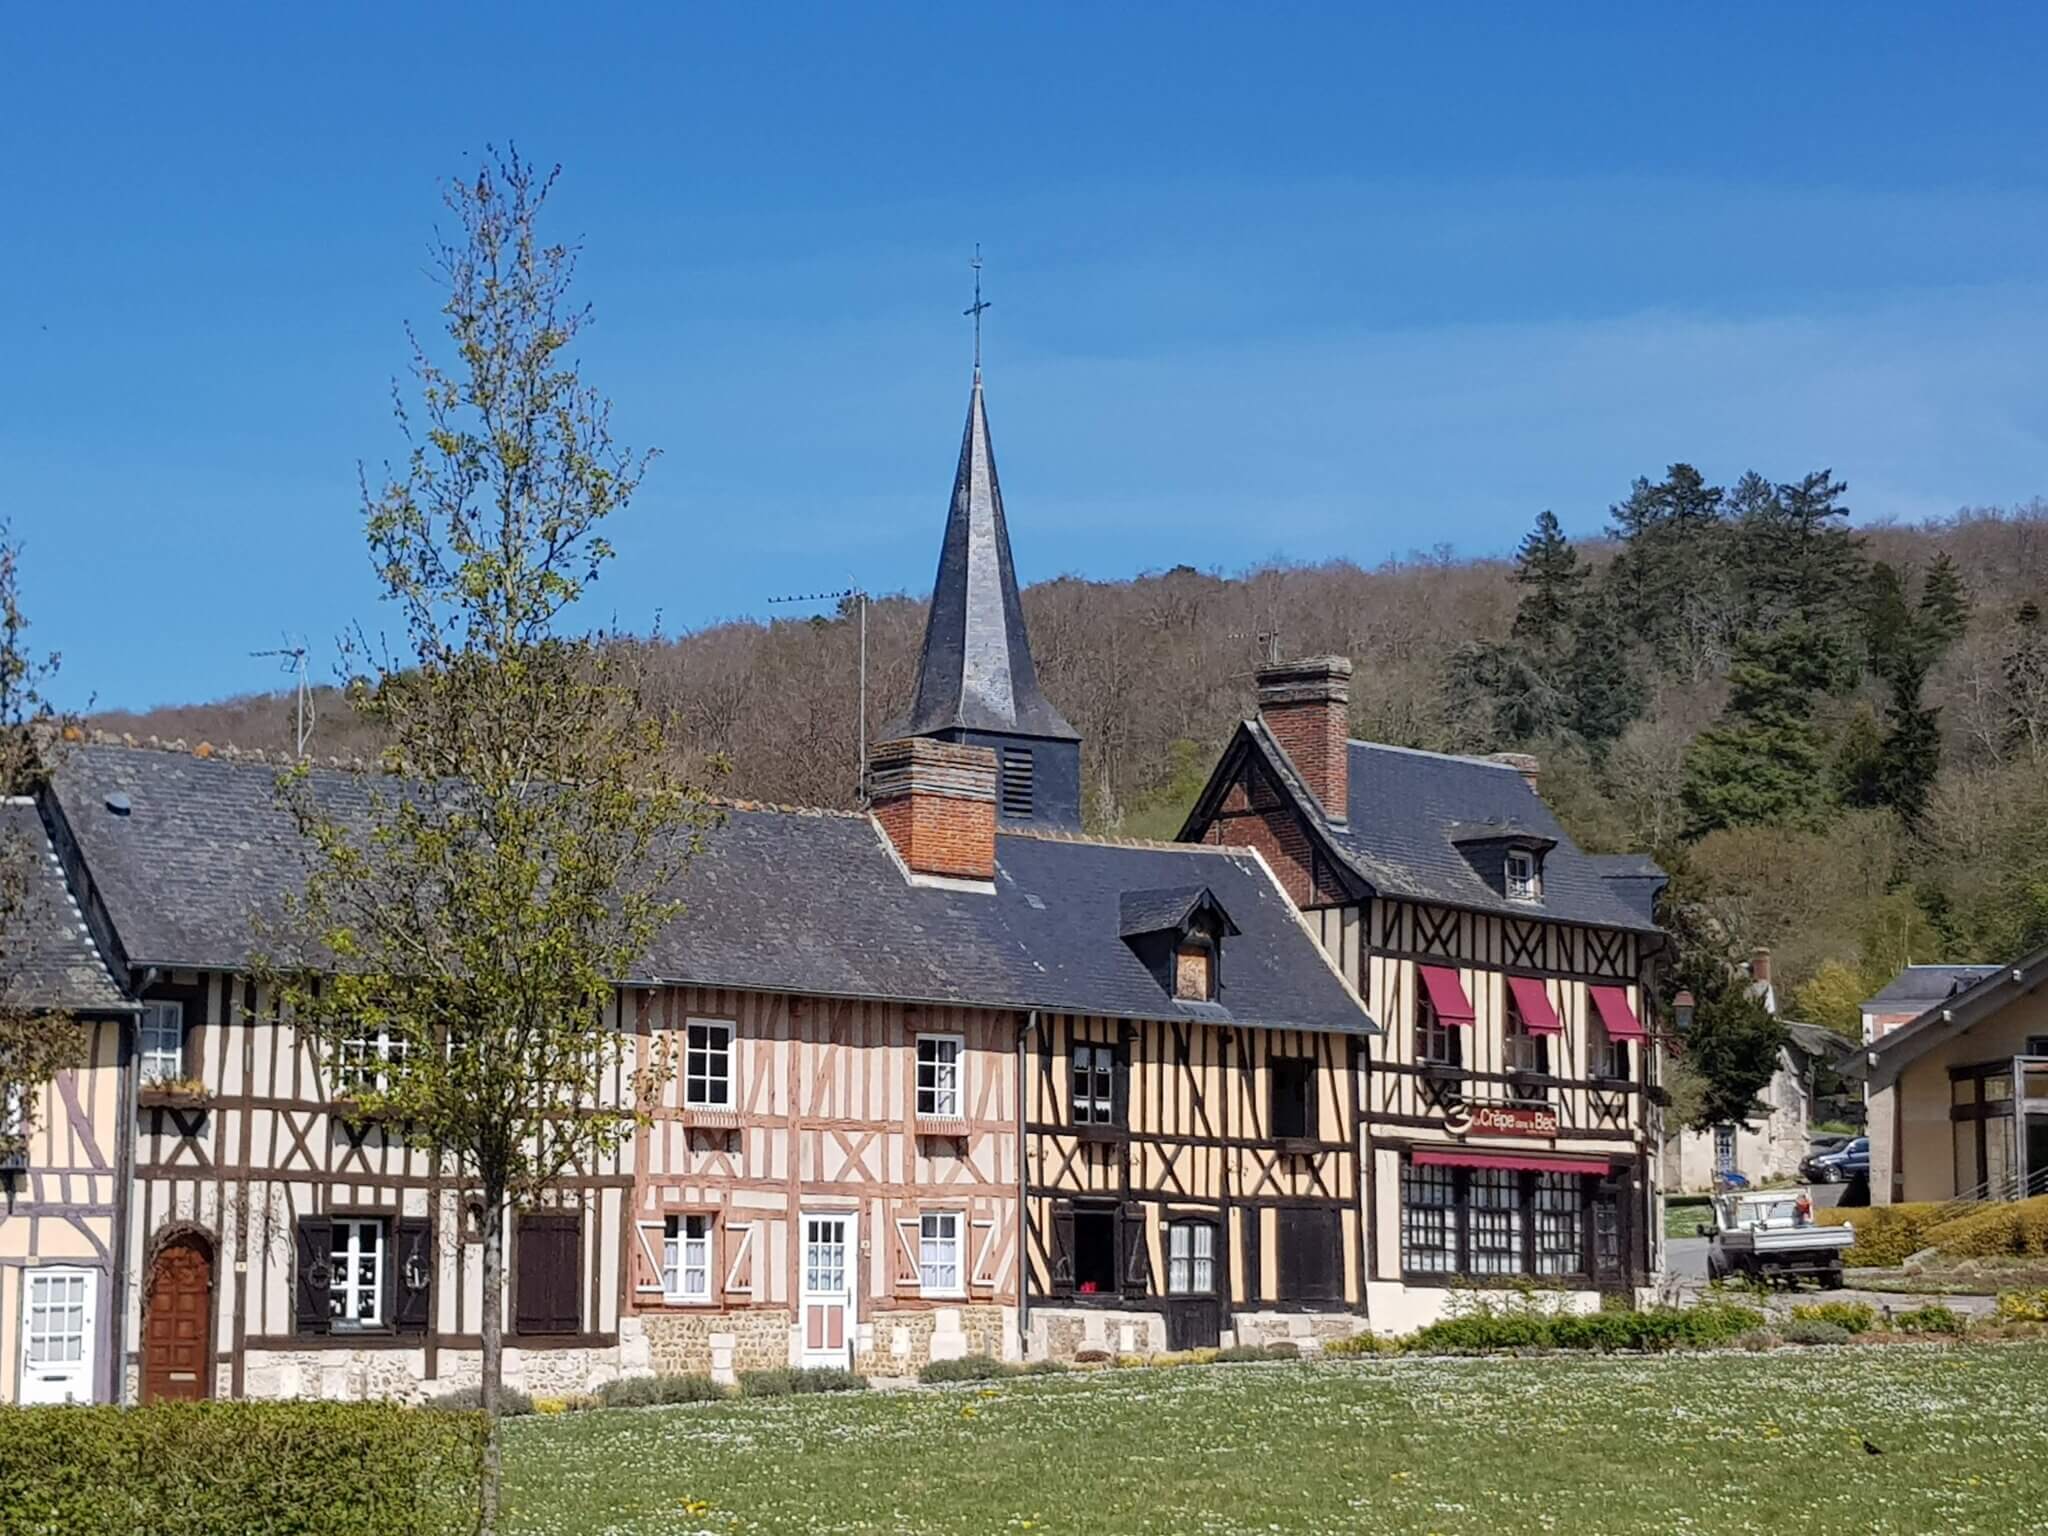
642, 1309, 792, 1382
1027, 1307, 1167, 1361
230, 1319, 652, 1403
863, 1305, 1012, 1375
1227, 1310, 1367, 1350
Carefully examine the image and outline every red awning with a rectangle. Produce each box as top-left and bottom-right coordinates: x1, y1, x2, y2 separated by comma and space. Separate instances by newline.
1507, 974, 1562, 1035
1590, 984, 1646, 1041
1416, 1148, 1613, 1176
1418, 964, 1475, 1026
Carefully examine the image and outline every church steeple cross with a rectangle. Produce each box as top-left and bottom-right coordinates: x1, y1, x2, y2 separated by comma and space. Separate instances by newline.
964, 244, 991, 370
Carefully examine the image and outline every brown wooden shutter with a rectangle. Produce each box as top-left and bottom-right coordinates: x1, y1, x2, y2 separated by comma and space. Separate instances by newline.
515, 1213, 582, 1336
1049, 1203, 1076, 1297
1119, 1202, 1150, 1298
393, 1218, 432, 1333
294, 1216, 332, 1335
1111, 1048, 1131, 1130
1277, 1207, 1341, 1302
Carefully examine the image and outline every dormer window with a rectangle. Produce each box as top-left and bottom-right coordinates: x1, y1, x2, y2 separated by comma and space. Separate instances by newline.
1174, 942, 1215, 1002
1505, 849, 1540, 901
1120, 886, 1239, 1007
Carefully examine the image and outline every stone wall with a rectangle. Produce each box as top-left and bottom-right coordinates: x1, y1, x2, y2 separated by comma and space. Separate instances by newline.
1027, 1307, 1167, 1360
1228, 1310, 1367, 1350
642, 1309, 792, 1382
864, 1305, 1011, 1375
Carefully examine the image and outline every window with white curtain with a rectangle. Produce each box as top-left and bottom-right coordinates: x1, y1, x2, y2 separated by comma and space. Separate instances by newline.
919, 1211, 962, 1293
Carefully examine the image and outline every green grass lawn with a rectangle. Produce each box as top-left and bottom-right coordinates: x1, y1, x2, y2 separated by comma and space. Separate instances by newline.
503, 1344, 2048, 1535
1666, 1193, 1714, 1237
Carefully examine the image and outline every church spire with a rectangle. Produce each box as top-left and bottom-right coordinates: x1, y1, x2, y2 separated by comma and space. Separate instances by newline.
898, 368, 1079, 746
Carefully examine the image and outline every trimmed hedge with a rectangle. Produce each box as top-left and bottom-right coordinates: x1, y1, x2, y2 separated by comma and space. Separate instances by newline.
1816, 1202, 1944, 1267
1790, 1301, 1878, 1335
1925, 1194, 2048, 1258
1403, 1300, 1765, 1355
1893, 1304, 1968, 1335
737, 1367, 867, 1396
0, 1401, 484, 1536
596, 1373, 730, 1408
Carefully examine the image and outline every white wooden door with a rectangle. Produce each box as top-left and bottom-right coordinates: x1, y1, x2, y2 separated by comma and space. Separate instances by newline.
19, 1268, 96, 1405
799, 1213, 855, 1368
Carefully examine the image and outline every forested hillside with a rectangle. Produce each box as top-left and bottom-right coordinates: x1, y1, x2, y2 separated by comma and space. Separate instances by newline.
94, 477, 2048, 1039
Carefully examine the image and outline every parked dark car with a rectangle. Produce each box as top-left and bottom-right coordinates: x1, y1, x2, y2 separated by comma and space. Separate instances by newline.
1801, 1136, 1869, 1184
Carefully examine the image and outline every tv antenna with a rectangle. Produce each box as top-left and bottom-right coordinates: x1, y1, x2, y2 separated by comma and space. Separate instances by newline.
766, 584, 871, 805
252, 638, 315, 757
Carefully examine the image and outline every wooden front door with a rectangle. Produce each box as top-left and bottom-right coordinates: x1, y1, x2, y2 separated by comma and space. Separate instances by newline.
799, 1213, 855, 1368
143, 1236, 213, 1402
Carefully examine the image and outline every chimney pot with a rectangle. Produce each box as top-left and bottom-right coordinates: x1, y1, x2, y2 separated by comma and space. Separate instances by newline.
1255, 655, 1353, 822
1751, 946, 1773, 985
1487, 752, 1542, 794
869, 737, 998, 882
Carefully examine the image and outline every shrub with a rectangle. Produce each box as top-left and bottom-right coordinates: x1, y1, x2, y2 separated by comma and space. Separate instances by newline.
425, 1383, 534, 1416
1728, 1328, 1781, 1352
1790, 1301, 1878, 1335
596, 1373, 730, 1408
1072, 1347, 1113, 1365
1816, 1202, 1944, 1267
919, 1353, 1015, 1384
1781, 1319, 1853, 1346
1262, 1339, 1301, 1359
1322, 1332, 1402, 1357
737, 1367, 867, 1396
1019, 1358, 1070, 1375
1893, 1304, 1968, 1336
1994, 1288, 2048, 1323
1402, 1300, 1763, 1356
0, 1400, 484, 1536
1926, 1195, 2048, 1259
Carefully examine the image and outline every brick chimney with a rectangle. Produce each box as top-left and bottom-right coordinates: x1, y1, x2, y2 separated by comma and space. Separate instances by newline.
869, 737, 998, 882
1488, 752, 1542, 794
1256, 656, 1353, 824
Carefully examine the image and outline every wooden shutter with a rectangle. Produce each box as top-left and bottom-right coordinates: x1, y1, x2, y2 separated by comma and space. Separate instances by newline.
1119, 1202, 1150, 1298
1111, 1049, 1131, 1130
515, 1213, 582, 1336
1049, 1203, 1076, 1296
393, 1218, 432, 1333
294, 1216, 332, 1335
1276, 1207, 1341, 1302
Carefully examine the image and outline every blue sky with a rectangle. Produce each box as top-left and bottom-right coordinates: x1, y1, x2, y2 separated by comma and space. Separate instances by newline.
6, 4, 2047, 711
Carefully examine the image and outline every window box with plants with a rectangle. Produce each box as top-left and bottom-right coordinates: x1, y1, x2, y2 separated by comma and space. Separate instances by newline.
138, 1078, 212, 1109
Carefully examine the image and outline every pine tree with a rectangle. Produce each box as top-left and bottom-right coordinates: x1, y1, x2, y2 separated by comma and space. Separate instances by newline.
1860, 561, 1917, 683
1876, 650, 1942, 826
1561, 589, 1647, 749
1735, 469, 1865, 647
1831, 703, 1886, 809
1603, 464, 1730, 676
1510, 510, 1584, 654
1919, 551, 1970, 646
1680, 624, 1835, 834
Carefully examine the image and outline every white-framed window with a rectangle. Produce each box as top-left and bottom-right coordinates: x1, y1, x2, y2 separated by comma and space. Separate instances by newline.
663, 1213, 712, 1302
337, 1025, 409, 1095
916, 1035, 962, 1118
329, 1218, 385, 1329
1166, 1220, 1216, 1295
1071, 1043, 1118, 1125
685, 1020, 734, 1109
1505, 849, 1540, 901
24, 1269, 89, 1365
1713, 1124, 1737, 1175
1413, 992, 1461, 1066
919, 1211, 962, 1294
139, 1000, 185, 1084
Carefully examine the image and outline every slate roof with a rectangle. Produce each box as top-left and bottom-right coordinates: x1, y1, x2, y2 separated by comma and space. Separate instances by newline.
1864, 949, 2046, 1086
1585, 855, 1668, 928
1220, 724, 1660, 933
1117, 886, 1232, 939
1863, 964, 2001, 1012
892, 370, 1079, 743
48, 743, 1372, 1037
0, 798, 130, 1012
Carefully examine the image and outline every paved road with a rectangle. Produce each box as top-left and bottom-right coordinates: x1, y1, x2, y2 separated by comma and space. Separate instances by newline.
1666, 1184, 1845, 1285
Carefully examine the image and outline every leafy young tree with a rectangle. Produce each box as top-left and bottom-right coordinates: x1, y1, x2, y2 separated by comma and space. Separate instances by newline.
0, 525, 83, 1163
267, 151, 714, 1533
1679, 624, 1836, 835
2004, 600, 2048, 764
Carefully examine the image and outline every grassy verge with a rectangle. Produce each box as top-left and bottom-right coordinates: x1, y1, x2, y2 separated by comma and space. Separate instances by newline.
1665, 1194, 1714, 1238
504, 1344, 2048, 1535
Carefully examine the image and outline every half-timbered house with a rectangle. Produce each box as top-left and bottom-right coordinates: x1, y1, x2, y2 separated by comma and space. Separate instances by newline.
1182, 658, 1671, 1331
0, 798, 136, 1404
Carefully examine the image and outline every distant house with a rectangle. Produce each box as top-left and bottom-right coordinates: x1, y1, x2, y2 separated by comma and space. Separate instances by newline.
1664, 948, 1846, 1193
0, 798, 137, 1405
1863, 950, 2048, 1205
1860, 965, 2001, 1046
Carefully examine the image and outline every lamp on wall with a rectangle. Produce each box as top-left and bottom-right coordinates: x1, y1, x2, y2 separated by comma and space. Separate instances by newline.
1673, 990, 1696, 1035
